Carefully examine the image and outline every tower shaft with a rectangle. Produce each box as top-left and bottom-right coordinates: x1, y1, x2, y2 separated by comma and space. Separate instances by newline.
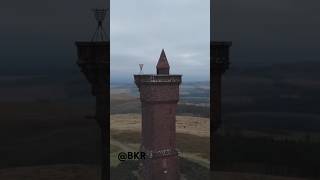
134, 50, 181, 180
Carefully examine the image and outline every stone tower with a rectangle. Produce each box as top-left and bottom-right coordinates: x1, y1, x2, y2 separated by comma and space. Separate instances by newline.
134, 49, 182, 180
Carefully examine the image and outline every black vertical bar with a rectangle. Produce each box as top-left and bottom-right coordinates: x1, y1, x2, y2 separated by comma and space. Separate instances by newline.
96, 93, 108, 180
95, 43, 110, 180
106, 41, 110, 180
210, 0, 215, 172
106, 1, 110, 179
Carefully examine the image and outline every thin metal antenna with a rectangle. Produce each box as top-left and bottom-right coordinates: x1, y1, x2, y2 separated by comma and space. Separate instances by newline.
139, 64, 144, 74
91, 8, 107, 41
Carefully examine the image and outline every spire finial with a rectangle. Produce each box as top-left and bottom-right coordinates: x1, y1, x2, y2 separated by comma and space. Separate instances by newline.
156, 49, 170, 74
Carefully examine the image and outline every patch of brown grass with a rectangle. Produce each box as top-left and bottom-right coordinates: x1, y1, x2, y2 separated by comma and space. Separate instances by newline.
111, 114, 209, 137
0, 164, 98, 180
110, 130, 210, 160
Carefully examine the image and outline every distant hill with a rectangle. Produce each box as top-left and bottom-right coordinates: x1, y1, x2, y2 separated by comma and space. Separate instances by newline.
110, 81, 210, 117
222, 61, 320, 133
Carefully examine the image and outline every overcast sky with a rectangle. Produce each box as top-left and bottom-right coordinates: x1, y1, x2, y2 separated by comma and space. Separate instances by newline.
0, 0, 105, 74
214, 0, 320, 66
0, 0, 319, 79
111, 0, 210, 82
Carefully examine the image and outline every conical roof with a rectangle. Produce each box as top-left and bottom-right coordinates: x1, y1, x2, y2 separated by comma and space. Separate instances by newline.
156, 49, 170, 74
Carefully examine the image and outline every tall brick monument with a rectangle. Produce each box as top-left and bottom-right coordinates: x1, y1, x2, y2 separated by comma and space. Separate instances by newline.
134, 49, 182, 180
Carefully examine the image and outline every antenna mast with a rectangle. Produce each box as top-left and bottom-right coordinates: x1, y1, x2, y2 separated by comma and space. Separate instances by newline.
139, 64, 144, 74
91, 8, 107, 41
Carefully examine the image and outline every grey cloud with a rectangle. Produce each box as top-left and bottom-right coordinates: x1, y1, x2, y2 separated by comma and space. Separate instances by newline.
213, 0, 320, 64
0, 0, 105, 70
111, 0, 210, 82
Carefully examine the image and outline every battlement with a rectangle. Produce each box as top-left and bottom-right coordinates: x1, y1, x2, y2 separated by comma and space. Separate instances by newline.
134, 75, 182, 103
134, 74, 182, 85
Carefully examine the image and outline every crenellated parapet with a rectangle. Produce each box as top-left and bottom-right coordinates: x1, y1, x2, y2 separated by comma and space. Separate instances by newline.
134, 75, 181, 103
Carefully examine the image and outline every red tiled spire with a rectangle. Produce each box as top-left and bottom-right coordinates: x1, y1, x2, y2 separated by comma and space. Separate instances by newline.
156, 49, 170, 74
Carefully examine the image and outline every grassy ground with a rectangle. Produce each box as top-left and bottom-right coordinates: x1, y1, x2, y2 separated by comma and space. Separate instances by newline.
0, 101, 313, 180
110, 113, 210, 179
111, 114, 209, 137
0, 164, 99, 180
110, 113, 210, 161
0, 165, 311, 180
